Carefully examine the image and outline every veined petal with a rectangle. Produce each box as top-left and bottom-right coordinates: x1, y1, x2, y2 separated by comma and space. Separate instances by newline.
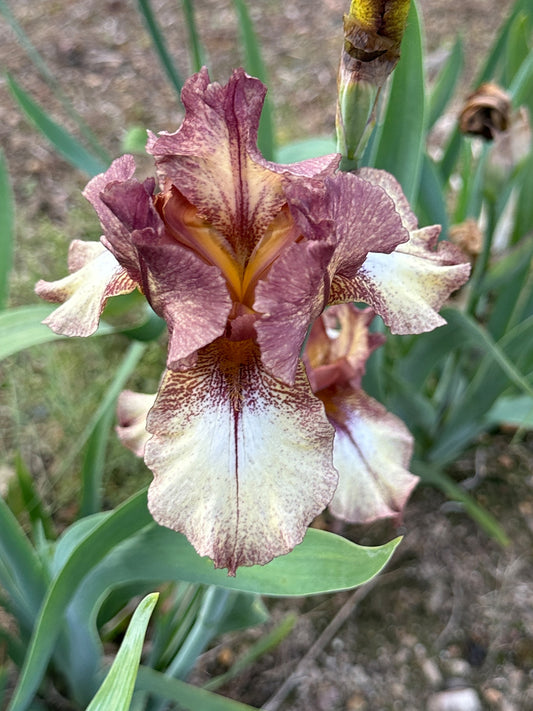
323, 387, 418, 524
145, 338, 337, 575
305, 304, 384, 392
116, 390, 156, 457
132, 228, 233, 369
254, 239, 335, 385
35, 240, 137, 336
349, 225, 471, 334
82, 156, 144, 282
147, 68, 338, 263
325, 171, 409, 303
357, 167, 419, 231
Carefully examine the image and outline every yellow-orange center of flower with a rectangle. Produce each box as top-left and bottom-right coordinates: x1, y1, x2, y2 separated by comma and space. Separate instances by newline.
155, 188, 300, 309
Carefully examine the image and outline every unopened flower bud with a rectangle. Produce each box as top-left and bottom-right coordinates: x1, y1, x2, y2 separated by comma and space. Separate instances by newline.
337, 0, 411, 169
459, 83, 511, 140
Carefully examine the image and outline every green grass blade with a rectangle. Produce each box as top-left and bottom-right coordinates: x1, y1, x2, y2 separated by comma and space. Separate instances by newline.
136, 665, 261, 710
0, 305, 116, 361
0, 150, 14, 310
416, 153, 449, 235
443, 308, 533, 399
182, 0, 206, 73
475, 0, 531, 85
136, 0, 183, 97
57, 340, 146, 485
232, 0, 275, 160
0, 497, 48, 630
6, 74, 108, 177
372, 1, 425, 203
79, 402, 118, 518
0, 1, 110, 164
86, 593, 159, 711
7, 490, 153, 711
427, 36, 464, 130
14, 453, 56, 541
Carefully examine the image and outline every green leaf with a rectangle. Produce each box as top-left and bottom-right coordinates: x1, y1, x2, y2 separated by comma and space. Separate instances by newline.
136, 0, 183, 97
0, 1, 110, 164
486, 394, 533, 429
58, 340, 147, 485
232, 0, 275, 160
0, 305, 116, 361
274, 136, 337, 163
0, 150, 14, 310
6, 74, 108, 177
503, 11, 532, 88
371, 1, 425, 203
475, 0, 532, 86
0, 497, 48, 632
137, 666, 261, 710
427, 36, 464, 130
13, 454, 55, 541
182, 0, 206, 73
416, 154, 449, 234
86, 593, 159, 711
7, 490, 153, 711
72, 522, 402, 602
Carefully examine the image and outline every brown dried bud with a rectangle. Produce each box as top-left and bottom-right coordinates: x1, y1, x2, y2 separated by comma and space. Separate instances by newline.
459, 83, 511, 140
449, 219, 483, 261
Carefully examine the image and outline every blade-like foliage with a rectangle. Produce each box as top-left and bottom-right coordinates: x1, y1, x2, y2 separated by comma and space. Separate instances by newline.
7, 74, 108, 177
86, 593, 159, 711
0, 150, 14, 310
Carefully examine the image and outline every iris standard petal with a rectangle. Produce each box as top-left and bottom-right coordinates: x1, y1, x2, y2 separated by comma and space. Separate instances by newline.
324, 387, 418, 524
147, 68, 339, 264
145, 338, 337, 575
35, 240, 137, 336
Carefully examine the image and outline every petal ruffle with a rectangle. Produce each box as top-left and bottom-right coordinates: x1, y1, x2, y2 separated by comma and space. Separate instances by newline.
325, 172, 409, 302
145, 338, 337, 575
116, 390, 156, 457
82, 156, 144, 283
323, 387, 418, 524
147, 68, 339, 263
348, 225, 471, 333
35, 240, 137, 336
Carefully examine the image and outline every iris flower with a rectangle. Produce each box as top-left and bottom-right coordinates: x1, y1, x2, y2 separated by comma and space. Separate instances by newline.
36, 68, 469, 574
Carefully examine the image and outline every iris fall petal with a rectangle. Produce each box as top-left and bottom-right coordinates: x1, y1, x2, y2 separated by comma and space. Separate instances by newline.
145, 338, 337, 575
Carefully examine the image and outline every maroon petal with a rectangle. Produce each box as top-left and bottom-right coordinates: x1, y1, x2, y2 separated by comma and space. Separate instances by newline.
254, 239, 335, 385
147, 68, 338, 263
132, 228, 233, 369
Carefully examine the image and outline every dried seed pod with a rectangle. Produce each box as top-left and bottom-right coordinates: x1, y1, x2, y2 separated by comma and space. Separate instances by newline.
449, 219, 483, 262
459, 82, 511, 140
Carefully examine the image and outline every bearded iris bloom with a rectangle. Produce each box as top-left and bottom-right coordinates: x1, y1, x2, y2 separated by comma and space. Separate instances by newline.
36, 68, 469, 574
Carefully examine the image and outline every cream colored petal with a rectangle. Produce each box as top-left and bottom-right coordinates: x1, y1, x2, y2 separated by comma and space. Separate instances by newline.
145, 339, 337, 575
35, 241, 137, 336
350, 226, 471, 334
326, 389, 418, 524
